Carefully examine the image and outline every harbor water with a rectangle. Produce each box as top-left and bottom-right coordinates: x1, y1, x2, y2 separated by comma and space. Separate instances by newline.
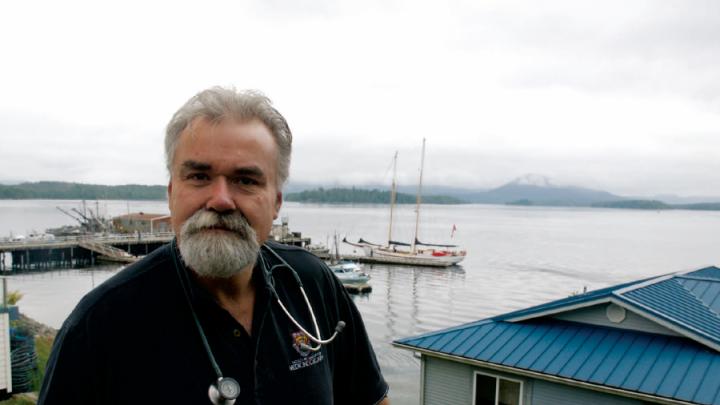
2, 199, 720, 404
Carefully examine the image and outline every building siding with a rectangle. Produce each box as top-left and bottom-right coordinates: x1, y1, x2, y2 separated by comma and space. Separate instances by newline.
532, 379, 642, 405
423, 356, 473, 405
423, 357, 535, 405
423, 356, 656, 405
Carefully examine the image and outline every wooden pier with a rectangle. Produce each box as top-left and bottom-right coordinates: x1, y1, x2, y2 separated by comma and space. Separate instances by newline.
0, 233, 173, 271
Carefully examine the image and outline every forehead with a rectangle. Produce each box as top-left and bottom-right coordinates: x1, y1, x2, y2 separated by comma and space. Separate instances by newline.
173, 117, 278, 170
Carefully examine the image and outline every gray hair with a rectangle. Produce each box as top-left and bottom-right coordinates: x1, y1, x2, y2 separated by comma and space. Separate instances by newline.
165, 86, 292, 186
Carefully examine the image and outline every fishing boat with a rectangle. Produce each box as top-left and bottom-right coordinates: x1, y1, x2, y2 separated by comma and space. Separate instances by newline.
344, 139, 466, 267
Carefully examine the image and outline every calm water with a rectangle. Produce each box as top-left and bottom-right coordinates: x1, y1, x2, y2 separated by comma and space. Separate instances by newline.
2, 200, 720, 404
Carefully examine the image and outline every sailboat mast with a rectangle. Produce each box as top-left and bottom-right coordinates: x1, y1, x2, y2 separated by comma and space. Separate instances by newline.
412, 138, 426, 253
388, 151, 398, 245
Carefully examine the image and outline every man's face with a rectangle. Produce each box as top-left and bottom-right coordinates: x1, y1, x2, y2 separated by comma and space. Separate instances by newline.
168, 117, 282, 272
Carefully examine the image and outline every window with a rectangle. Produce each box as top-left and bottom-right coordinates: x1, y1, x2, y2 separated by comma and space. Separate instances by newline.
474, 372, 522, 405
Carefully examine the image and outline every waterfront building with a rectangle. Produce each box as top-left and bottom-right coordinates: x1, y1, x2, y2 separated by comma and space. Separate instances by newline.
395, 266, 720, 405
111, 213, 171, 234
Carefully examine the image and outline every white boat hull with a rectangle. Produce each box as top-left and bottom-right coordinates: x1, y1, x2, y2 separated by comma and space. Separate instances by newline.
370, 247, 466, 266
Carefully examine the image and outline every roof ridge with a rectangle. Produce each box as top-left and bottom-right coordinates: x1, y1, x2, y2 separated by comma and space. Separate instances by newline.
497, 276, 659, 322
675, 277, 720, 319
613, 272, 676, 296
617, 279, 720, 348
677, 274, 720, 283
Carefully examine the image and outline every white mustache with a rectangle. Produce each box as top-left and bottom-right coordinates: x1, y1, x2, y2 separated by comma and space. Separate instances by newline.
178, 209, 260, 279
181, 210, 253, 238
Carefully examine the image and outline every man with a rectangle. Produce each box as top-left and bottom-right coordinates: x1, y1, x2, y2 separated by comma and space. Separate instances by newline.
39, 87, 390, 404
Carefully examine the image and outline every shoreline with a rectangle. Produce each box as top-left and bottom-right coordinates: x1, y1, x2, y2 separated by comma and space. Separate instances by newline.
15, 314, 57, 339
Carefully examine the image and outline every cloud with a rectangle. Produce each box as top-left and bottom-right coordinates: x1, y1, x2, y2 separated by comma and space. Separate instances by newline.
0, 111, 166, 185
451, 0, 720, 104
0, 0, 718, 197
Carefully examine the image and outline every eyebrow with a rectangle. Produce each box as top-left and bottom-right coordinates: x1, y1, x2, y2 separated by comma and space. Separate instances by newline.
180, 160, 211, 172
233, 166, 265, 179
180, 160, 265, 179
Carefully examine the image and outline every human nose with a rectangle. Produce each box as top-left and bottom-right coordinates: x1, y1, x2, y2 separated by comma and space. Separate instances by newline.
206, 178, 236, 213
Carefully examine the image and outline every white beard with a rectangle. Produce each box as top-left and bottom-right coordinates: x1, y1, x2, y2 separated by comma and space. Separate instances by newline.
178, 209, 259, 278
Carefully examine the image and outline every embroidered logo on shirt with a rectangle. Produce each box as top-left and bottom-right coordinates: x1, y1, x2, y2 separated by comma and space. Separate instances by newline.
289, 330, 324, 371
291, 331, 312, 357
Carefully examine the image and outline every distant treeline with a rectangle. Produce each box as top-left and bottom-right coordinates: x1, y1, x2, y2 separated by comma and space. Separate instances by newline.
592, 200, 720, 211
508, 198, 720, 211
0, 182, 167, 200
285, 187, 464, 204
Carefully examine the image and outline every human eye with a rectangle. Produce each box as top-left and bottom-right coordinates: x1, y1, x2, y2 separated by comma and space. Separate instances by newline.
185, 172, 210, 183
234, 176, 259, 186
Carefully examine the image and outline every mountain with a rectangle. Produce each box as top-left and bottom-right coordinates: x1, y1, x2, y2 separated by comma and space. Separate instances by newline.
286, 176, 626, 205
460, 175, 625, 205
509, 173, 553, 187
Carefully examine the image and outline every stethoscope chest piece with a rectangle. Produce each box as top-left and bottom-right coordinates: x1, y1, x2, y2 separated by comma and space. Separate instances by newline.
208, 377, 240, 405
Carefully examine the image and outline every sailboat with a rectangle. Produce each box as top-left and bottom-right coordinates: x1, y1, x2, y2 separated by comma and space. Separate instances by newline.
344, 139, 467, 267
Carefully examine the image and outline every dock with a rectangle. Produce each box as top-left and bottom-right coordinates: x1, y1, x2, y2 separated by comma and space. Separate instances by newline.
0, 233, 173, 271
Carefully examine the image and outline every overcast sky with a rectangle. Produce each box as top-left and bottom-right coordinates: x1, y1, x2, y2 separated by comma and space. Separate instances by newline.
1, 0, 719, 197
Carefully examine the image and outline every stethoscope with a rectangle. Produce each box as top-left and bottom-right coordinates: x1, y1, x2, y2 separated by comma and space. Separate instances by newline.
170, 239, 345, 405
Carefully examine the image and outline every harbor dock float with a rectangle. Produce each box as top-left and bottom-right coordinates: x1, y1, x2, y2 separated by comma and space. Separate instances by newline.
342, 283, 372, 294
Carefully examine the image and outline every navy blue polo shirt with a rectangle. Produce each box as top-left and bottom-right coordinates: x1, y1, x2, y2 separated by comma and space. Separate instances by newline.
39, 241, 388, 404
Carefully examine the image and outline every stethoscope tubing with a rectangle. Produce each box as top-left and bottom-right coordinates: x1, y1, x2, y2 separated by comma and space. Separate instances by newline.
171, 239, 224, 379
260, 249, 345, 351
171, 239, 344, 403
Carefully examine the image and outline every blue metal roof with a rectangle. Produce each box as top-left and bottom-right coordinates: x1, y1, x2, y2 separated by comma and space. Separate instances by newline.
620, 277, 720, 344
396, 319, 720, 405
687, 267, 720, 281
679, 277, 720, 314
395, 266, 720, 404
499, 266, 720, 349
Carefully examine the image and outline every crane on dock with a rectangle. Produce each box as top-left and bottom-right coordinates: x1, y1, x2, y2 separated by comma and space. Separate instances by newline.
50, 204, 110, 236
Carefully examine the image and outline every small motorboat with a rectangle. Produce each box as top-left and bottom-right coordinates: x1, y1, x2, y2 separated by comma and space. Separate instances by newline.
329, 260, 370, 284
